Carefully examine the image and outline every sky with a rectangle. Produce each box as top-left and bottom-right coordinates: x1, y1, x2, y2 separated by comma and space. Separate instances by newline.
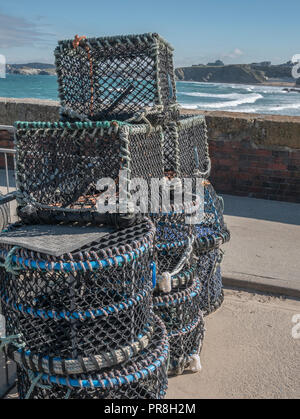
0, 0, 299, 66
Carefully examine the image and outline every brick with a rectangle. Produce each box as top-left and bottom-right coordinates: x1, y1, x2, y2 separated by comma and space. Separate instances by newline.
268, 163, 287, 171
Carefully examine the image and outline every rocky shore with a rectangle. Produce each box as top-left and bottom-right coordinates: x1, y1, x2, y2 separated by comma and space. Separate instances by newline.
6, 63, 56, 76
175, 62, 296, 86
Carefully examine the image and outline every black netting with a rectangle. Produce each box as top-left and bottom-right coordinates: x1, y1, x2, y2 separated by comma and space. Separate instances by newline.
0, 194, 9, 232
16, 318, 168, 399
168, 314, 205, 376
193, 182, 228, 314
55, 33, 177, 123
14, 122, 165, 226
153, 278, 204, 374
196, 249, 224, 315
154, 221, 194, 275
0, 220, 155, 359
163, 115, 210, 179
177, 115, 211, 178
194, 181, 230, 252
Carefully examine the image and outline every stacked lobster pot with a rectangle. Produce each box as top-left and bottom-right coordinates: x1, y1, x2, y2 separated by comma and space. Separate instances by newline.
0, 115, 171, 398
0, 31, 231, 398
150, 111, 230, 376
0, 32, 183, 399
161, 113, 231, 316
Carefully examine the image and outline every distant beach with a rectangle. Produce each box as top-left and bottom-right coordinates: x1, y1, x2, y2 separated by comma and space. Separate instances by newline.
1, 74, 300, 116
177, 81, 300, 116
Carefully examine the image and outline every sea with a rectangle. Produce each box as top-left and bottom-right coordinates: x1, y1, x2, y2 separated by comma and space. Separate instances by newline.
1, 74, 300, 116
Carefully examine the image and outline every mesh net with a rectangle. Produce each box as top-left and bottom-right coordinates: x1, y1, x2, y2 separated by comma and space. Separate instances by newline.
196, 249, 224, 316
168, 314, 205, 376
154, 221, 194, 276
193, 182, 228, 314
163, 115, 211, 179
0, 220, 155, 359
55, 33, 177, 123
0, 193, 9, 232
194, 181, 230, 251
153, 277, 204, 374
14, 121, 164, 226
16, 317, 168, 399
177, 115, 211, 178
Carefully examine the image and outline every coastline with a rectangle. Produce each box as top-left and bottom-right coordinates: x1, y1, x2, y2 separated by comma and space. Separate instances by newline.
177, 80, 296, 88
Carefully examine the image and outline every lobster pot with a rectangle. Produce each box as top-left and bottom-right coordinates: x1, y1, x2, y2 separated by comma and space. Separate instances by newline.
153, 276, 205, 375
154, 222, 195, 289
16, 317, 169, 399
200, 181, 227, 233
163, 115, 211, 179
0, 219, 155, 360
194, 182, 230, 315
14, 121, 165, 227
55, 33, 178, 123
0, 193, 10, 232
195, 249, 224, 315
193, 181, 230, 252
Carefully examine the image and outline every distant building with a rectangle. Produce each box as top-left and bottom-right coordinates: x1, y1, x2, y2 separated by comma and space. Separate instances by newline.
207, 60, 224, 66
251, 61, 272, 67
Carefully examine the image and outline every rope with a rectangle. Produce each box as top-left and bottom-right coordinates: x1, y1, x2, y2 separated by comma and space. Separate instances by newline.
0, 246, 22, 275
72, 35, 94, 117
158, 235, 195, 292
0, 334, 25, 351
64, 389, 72, 399
25, 370, 52, 399
151, 262, 157, 289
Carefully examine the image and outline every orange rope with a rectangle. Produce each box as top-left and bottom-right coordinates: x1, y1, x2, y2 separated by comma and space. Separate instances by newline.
73, 34, 94, 116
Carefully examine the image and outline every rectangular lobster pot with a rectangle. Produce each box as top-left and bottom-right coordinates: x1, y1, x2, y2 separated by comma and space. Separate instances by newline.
15, 317, 169, 399
163, 114, 211, 179
14, 120, 165, 225
55, 33, 178, 123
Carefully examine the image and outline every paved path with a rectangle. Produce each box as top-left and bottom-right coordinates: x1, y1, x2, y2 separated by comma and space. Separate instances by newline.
167, 289, 300, 399
221, 194, 300, 297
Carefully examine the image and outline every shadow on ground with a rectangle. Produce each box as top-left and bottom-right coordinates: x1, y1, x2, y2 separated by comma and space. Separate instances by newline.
222, 194, 300, 226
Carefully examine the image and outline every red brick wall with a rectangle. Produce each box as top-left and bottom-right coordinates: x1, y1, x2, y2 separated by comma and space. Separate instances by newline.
1, 109, 300, 203
209, 138, 300, 203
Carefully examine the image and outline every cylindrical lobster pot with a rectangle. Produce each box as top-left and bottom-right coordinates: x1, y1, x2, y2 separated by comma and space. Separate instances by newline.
154, 221, 195, 284
16, 317, 169, 399
153, 276, 205, 376
193, 181, 230, 315
0, 193, 10, 233
0, 219, 155, 361
195, 248, 224, 315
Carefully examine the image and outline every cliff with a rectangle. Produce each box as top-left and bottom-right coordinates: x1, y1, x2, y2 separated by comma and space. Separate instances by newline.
6, 63, 56, 76
250, 63, 293, 80
175, 65, 266, 84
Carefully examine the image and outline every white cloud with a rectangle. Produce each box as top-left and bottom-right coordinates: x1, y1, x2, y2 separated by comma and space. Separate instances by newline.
223, 48, 244, 59
0, 11, 54, 48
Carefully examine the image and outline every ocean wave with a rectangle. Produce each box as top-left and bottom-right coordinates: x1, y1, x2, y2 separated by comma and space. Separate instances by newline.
180, 93, 263, 109
266, 103, 300, 111
181, 92, 245, 99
